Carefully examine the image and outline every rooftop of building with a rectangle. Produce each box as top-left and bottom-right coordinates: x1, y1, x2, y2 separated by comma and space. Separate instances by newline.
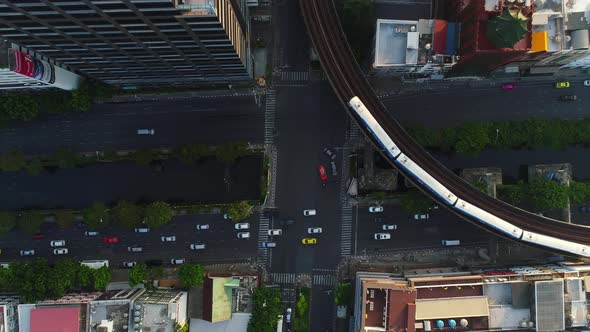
189, 313, 251, 332
88, 289, 144, 332
29, 306, 81, 332
203, 274, 258, 323
135, 289, 187, 332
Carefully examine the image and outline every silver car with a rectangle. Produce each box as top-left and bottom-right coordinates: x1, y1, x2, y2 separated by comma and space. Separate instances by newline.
53, 248, 68, 255
307, 227, 322, 234
50, 240, 66, 247
234, 223, 249, 230
20, 250, 35, 256
161, 235, 176, 242
170, 258, 185, 265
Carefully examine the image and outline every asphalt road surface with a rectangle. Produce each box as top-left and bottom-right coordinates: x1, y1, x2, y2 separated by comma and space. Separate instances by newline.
382, 80, 590, 128
269, 80, 346, 332
0, 155, 262, 210
0, 213, 258, 267
0, 94, 263, 154
355, 205, 490, 255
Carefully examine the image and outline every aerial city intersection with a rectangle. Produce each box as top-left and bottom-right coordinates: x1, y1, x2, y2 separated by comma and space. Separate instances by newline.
0, 0, 589, 331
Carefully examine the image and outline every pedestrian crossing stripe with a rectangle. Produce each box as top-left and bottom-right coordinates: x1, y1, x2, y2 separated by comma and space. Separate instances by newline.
278, 71, 309, 82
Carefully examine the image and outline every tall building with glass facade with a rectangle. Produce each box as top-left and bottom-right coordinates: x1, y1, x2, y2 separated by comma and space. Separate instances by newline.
0, 0, 252, 87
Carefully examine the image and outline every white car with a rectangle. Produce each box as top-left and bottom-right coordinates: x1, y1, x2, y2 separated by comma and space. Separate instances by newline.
134, 227, 150, 233
237, 232, 250, 239
20, 250, 35, 256
122, 262, 136, 268
190, 243, 206, 250
196, 224, 210, 230
161, 235, 176, 242
414, 214, 430, 220
234, 223, 249, 230
307, 227, 322, 234
382, 225, 398, 231
260, 242, 276, 248
369, 206, 384, 213
585, 79, 590, 86
286, 308, 292, 323
374, 233, 391, 240
303, 209, 316, 216
53, 248, 68, 255
170, 258, 185, 265
223, 213, 231, 220
85, 231, 99, 236
137, 129, 155, 135
50, 240, 66, 247
268, 229, 283, 236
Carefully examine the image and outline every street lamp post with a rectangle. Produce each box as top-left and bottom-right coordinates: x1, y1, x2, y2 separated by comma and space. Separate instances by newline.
495, 129, 499, 143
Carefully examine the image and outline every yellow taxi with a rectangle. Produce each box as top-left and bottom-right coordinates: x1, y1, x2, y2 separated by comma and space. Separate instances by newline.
555, 81, 570, 88
301, 238, 317, 245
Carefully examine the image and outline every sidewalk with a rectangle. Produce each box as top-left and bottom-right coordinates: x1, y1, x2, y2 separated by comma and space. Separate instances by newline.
96, 86, 257, 104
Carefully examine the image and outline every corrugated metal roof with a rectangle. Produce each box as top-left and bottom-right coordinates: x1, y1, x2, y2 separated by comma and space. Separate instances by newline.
535, 280, 564, 332
415, 296, 489, 320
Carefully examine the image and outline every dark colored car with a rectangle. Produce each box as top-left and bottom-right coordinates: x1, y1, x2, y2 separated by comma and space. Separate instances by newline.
560, 94, 577, 101
280, 219, 295, 227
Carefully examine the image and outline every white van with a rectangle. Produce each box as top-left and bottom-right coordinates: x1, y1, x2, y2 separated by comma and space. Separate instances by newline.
137, 129, 155, 135
442, 240, 460, 246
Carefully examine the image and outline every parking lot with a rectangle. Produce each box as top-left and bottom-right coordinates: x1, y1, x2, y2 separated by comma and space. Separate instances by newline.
355, 204, 491, 254
0, 213, 259, 267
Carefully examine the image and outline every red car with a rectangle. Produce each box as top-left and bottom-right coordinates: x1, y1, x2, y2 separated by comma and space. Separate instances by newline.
103, 236, 119, 244
501, 83, 515, 90
318, 164, 328, 182
32, 233, 46, 240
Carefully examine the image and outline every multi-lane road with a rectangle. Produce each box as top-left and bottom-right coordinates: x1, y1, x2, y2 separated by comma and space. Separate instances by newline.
1, 213, 258, 267
0, 94, 262, 154
382, 80, 590, 127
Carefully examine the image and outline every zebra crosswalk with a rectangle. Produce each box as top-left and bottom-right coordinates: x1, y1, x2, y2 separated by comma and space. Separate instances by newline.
313, 274, 337, 286
340, 205, 353, 257
257, 214, 270, 265
278, 71, 309, 82
264, 89, 276, 144
270, 272, 296, 285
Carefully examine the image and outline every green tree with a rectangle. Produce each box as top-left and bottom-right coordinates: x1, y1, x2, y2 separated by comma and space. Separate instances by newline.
294, 288, 310, 332
92, 266, 111, 290
55, 209, 76, 229
17, 211, 44, 234
0, 150, 26, 171
83, 201, 110, 230
176, 144, 211, 164
25, 157, 44, 175
527, 177, 569, 210
0, 94, 40, 121
247, 287, 282, 332
144, 201, 174, 228
129, 263, 148, 287
39, 91, 72, 114
335, 282, 352, 305
54, 148, 80, 169
338, 0, 374, 62
178, 263, 205, 287
113, 200, 143, 229
454, 122, 490, 156
0, 211, 16, 234
472, 178, 489, 193
76, 265, 94, 290
215, 142, 249, 164
134, 149, 154, 166
226, 201, 253, 221
569, 181, 590, 204
400, 189, 435, 213
71, 80, 91, 113
498, 183, 525, 206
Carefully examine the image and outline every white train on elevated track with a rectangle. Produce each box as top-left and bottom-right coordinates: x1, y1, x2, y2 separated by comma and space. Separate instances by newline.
348, 96, 590, 257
